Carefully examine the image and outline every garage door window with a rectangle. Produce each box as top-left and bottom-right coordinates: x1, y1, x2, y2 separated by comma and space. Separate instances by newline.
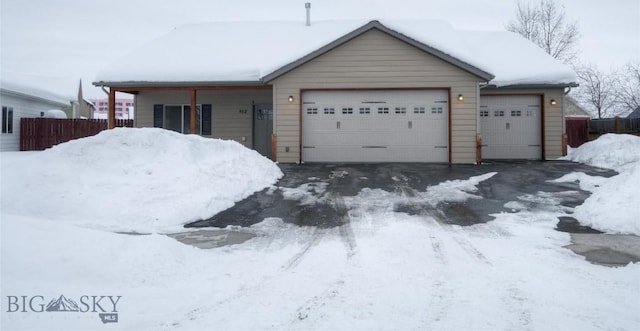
324, 107, 335, 115
480, 110, 489, 117
494, 110, 505, 117
414, 107, 426, 114
511, 110, 522, 117
377, 107, 389, 114
432, 107, 444, 114
306, 107, 318, 115
359, 107, 371, 114
395, 107, 407, 114
342, 107, 353, 114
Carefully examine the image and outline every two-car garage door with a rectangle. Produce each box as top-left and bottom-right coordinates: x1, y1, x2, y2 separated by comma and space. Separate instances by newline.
302, 90, 448, 162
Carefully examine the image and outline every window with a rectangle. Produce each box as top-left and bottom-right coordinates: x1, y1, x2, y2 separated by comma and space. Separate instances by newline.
431, 107, 443, 114
153, 104, 212, 135
359, 107, 371, 114
2, 106, 13, 134
395, 107, 407, 114
342, 107, 353, 114
494, 110, 505, 117
324, 107, 335, 114
480, 110, 489, 117
377, 107, 389, 114
306, 107, 318, 115
413, 107, 426, 114
526, 110, 534, 117
511, 110, 522, 117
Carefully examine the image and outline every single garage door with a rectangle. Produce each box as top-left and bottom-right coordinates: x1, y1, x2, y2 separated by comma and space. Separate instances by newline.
480, 95, 542, 159
302, 90, 448, 162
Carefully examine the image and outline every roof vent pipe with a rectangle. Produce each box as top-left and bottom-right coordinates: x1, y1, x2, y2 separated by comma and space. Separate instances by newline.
305, 3, 311, 26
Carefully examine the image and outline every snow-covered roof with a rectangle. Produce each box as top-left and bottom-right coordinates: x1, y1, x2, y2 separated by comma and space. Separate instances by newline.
1, 80, 71, 106
94, 19, 577, 88
43, 109, 68, 119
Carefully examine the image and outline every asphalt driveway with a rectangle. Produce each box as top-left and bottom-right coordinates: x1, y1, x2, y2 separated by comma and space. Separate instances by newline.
187, 161, 615, 229
180, 161, 640, 266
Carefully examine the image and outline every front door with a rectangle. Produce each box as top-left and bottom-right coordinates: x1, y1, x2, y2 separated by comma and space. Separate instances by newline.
253, 103, 273, 159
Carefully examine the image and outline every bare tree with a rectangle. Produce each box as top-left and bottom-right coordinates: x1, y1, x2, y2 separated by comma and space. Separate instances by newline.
505, 2, 540, 42
575, 64, 618, 119
615, 62, 640, 113
506, 0, 580, 63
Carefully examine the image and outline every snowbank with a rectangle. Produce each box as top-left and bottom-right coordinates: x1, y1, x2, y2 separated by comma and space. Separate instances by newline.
561, 134, 640, 235
0, 128, 282, 232
563, 133, 640, 172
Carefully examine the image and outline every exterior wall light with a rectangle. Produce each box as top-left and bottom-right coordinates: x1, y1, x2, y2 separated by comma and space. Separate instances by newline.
288, 95, 294, 103
550, 99, 557, 106
457, 94, 464, 101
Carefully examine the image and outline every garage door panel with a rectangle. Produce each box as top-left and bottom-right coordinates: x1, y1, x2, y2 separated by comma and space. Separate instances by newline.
303, 90, 449, 162
480, 95, 541, 160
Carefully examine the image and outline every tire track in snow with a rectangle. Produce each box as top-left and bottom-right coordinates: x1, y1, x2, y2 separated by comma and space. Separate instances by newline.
424, 218, 455, 325
502, 286, 533, 330
291, 279, 346, 325
165, 228, 326, 329
429, 235, 448, 265
453, 236, 492, 265
330, 194, 358, 258
282, 227, 324, 270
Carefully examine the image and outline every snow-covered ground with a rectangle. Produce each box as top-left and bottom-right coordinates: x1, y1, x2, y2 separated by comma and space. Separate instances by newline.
1, 130, 639, 330
559, 133, 640, 235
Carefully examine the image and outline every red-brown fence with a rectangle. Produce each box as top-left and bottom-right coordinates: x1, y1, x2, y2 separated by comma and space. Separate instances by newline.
566, 117, 640, 149
565, 117, 589, 148
20, 118, 133, 151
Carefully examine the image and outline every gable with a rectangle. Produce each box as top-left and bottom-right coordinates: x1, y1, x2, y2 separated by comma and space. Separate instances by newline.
271, 28, 486, 86
263, 21, 493, 83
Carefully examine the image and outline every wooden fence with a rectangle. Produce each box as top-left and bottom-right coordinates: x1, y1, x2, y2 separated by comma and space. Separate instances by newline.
566, 117, 640, 148
20, 118, 133, 151
589, 117, 640, 133
565, 117, 589, 148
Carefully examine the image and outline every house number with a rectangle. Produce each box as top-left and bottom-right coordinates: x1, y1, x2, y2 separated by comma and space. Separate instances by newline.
239, 109, 248, 114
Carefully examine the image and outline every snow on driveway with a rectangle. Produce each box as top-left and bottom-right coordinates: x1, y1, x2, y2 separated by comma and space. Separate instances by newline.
1, 130, 639, 330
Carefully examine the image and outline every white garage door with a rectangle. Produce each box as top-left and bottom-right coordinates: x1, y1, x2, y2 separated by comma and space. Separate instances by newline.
480, 95, 542, 159
302, 90, 448, 162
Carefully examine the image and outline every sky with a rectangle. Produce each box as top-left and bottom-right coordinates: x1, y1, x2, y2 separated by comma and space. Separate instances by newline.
1, 0, 639, 100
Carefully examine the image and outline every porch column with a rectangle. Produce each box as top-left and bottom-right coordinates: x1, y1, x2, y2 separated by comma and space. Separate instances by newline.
190, 89, 197, 134
108, 88, 116, 129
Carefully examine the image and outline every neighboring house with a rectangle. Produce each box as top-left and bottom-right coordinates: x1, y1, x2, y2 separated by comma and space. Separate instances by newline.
94, 19, 577, 163
627, 107, 640, 119
564, 96, 591, 118
90, 98, 134, 119
74, 80, 96, 119
0, 81, 70, 151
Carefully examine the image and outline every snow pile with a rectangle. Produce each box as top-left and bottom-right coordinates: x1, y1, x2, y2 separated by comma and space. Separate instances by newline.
563, 133, 640, 172
0, 128, 282, 232
561, 134, 640, 235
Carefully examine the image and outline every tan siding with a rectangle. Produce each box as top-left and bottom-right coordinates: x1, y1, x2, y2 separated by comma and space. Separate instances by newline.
271, 28, 483, 163
135, 89, 271, 148
480, 88, 565, 160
